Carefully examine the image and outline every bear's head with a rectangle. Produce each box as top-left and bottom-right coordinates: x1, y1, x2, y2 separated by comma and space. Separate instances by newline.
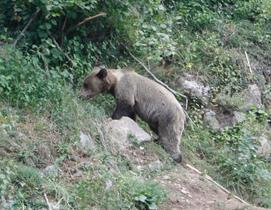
79, 66, 113, 99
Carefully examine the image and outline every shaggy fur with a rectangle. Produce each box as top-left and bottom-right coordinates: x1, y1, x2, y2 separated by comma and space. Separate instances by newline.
80, 66, 186, 162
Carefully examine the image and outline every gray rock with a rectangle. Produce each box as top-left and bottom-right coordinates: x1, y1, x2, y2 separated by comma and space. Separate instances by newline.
148, 160, 163, 171
216, 84, 263, 111
80, 131, 96, 152
176, 74, 210, 103
17, 132, 27, 140
105, 179, 113, 190
104, 117, 151, 150
203, 110, 220, 130
257, 135, 271, 158
240, 84, 262, 111
43, 165, 59, 176
232, 111, 246, 124
204, 109, 246, 130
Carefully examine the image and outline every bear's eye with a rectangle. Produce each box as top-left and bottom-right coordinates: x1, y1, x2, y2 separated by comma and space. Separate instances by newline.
83, 83, 88, 89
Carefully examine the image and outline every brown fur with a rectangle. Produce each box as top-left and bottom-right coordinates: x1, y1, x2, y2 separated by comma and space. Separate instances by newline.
80, 66, 186, 162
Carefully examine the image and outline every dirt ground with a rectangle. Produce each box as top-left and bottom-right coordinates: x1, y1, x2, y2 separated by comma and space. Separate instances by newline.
156, 166, 268, 210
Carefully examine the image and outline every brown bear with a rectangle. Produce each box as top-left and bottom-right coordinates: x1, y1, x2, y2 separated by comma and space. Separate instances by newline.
80, 66, 186, 162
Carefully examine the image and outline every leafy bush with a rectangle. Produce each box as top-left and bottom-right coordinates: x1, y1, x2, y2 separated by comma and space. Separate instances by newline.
0, 46, 65, 109
213, 125, 271, 206
187, 122, 271, 207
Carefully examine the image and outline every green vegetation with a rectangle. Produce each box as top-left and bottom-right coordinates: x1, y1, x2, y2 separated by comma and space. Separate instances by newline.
184, 110, 271, 206
1, 0, 271, 209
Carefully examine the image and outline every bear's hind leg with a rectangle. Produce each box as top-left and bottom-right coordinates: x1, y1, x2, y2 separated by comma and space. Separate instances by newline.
158, 124, 183, 163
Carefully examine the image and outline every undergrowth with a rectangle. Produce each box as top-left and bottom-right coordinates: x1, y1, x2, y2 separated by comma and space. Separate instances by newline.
1, 0, 271, 209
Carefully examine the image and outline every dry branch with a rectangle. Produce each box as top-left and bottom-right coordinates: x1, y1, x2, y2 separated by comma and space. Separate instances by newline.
44, 193, 53, 210
186, 163, 250, 205
245, 51, 253, 76
62, 16, 68, 32
51, 37, 74, 66
13, 8, 41, 47
67, 12, 106, 33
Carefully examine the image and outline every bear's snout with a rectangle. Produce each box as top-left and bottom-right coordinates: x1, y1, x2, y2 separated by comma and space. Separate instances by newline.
79, 89, 92, 100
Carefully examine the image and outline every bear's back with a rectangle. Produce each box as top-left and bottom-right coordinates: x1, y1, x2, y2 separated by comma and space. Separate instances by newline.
117, 71, 184, 124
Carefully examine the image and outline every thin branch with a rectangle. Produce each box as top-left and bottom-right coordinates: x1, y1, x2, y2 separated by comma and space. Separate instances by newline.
186, 164, 250, 205
62, 16, 68, 32
245, 51, 253, 76
13, 8, 41, 47
67, 12, 106, 33
44, 193, 53, 210
39, 52, 49, 71
55, 197, 63, 209
51, 37, 74, 66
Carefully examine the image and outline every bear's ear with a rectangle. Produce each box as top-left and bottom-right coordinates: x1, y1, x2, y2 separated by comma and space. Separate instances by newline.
96, 68, 107, 80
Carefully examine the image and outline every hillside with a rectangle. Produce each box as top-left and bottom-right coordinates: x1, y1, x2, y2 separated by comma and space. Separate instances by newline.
1, 0, 271, 209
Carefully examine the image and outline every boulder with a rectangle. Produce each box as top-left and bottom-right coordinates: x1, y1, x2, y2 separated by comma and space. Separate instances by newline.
240, 84, 262, 111
176, 74, 210, 104
216, 84, 263, 111
104, 117, 151, 150
203, 110, 246, 130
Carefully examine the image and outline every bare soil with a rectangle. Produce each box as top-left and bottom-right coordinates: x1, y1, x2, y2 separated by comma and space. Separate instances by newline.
156, 166, 268, 210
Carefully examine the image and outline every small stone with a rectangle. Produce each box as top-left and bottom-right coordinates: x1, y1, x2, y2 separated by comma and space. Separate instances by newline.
73, 170, 83, 178
163, 175, 170, 180
17, 132, 27, 140
148, 160, 163, 171
136, 165, 143, 171
233, 111, 246, 124
80, 131, 96, 152
105, 180, 113, 190
203, 110, 220, 130
44, 165, 59, 176
257, 135, 271, 158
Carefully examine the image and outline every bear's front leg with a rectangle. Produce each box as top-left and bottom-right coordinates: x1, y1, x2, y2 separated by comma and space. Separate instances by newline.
112, 101, 136, 121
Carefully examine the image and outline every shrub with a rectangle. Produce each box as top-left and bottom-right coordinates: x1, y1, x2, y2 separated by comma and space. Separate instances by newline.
0, 46, 65, 109
213, 125, 271, 206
